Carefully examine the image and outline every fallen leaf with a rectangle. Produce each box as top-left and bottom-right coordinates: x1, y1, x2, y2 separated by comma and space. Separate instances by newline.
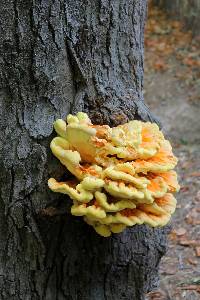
191, 220, 200, 225
178, 277, 200, 286
180, 186, 190, 192
189, 172, 200, 177
186, 217, 200, 225
187, 258, 198, 266
146, 290, 166, 300
188, 95, 200, 103
171, 20, 181, 29
153, 59, 168, 71
169, 231, 178, 241
178, 285, 200, 293
161, 265, 177, 275
183, 57, 200, 67
174, 228, 187, 236
195, 247, 200, 257
181, 161, 193, 169
195, 191, 200, 201
185, 208, 200, 225
179, 239, 200, 247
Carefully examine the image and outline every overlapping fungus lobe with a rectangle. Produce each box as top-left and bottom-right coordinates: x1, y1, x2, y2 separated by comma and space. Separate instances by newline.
91, 125, 110, 139
93, 200, 100, 208
82, 199, 100, 208
155, 193, 176, 211
91, 136, 107, 148
48, 112, 179, 237
79, 165, 99, 176
156, 171, 179, 192
148, 181, 164, 194
141, 127, 157, 149
121, 208, 137, 217
61, 179, 77, 188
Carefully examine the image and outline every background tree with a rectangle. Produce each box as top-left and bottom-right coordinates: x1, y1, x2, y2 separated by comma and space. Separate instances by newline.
153, 0, 200, 35
0, 1, 169, 299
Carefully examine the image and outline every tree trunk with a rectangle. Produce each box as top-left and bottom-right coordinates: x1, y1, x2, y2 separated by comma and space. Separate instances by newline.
153, 0, 200, 35
0, 1, 169, 299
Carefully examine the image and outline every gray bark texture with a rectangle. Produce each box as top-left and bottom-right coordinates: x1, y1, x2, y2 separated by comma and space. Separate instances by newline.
153, 0, 200, 36
0, 1, 169, 299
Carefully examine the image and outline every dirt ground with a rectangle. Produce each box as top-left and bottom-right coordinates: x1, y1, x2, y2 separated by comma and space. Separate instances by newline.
145, 5, 200, 300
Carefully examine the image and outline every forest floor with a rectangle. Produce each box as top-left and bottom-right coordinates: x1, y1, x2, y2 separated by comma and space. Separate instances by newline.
145, 5, 200, 300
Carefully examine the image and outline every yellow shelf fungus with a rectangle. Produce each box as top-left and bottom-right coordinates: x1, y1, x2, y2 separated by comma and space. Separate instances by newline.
48, 112, 179, 237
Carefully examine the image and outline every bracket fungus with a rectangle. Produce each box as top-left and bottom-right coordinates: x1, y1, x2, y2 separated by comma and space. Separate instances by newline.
48, 112, 179, 237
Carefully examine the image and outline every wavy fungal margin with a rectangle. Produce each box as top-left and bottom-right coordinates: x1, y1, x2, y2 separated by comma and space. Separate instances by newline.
48, 112, 179, 237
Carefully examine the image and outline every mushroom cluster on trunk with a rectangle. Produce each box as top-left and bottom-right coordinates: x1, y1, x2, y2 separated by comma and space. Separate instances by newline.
48, 112, 179, 237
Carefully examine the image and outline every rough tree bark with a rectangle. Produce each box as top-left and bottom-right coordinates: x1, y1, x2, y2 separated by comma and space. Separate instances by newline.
0, 1, 169, 299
